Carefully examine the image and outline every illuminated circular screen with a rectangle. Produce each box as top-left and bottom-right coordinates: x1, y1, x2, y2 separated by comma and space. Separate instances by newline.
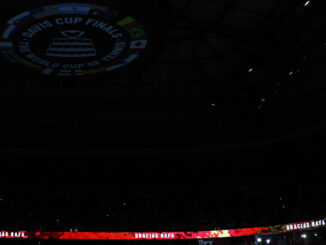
0, 3, 148, 76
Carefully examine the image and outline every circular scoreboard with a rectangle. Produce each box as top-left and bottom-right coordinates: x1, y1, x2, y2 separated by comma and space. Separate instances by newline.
0, 3, 148, 76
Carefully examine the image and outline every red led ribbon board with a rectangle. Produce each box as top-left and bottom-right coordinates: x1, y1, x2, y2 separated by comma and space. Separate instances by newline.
1, 219, 325, 240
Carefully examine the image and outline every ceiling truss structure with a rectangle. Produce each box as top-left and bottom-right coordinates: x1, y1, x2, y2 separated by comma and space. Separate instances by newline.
0, 0, 325, 155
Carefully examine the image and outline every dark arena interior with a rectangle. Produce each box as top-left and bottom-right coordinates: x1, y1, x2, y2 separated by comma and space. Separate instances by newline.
0, 0, 326, 244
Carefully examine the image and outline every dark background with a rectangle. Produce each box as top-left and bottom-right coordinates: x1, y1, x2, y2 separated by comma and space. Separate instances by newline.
0, 0, 325, 235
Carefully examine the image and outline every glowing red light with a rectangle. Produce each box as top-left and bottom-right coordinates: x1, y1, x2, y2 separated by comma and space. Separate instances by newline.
0, 218, 325, 240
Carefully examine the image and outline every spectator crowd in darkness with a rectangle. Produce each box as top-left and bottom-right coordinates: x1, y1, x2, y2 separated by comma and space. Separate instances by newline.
0, 187, 323, 232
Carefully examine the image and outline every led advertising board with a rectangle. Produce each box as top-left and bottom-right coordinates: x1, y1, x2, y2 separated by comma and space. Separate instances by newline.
0, 219, 325, 240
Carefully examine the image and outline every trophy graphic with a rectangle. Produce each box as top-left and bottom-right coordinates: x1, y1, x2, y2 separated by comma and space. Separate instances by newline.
46, 30, 96, 58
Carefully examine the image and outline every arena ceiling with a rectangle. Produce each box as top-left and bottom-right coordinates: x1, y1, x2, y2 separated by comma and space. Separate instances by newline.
0, 0, 325, 159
